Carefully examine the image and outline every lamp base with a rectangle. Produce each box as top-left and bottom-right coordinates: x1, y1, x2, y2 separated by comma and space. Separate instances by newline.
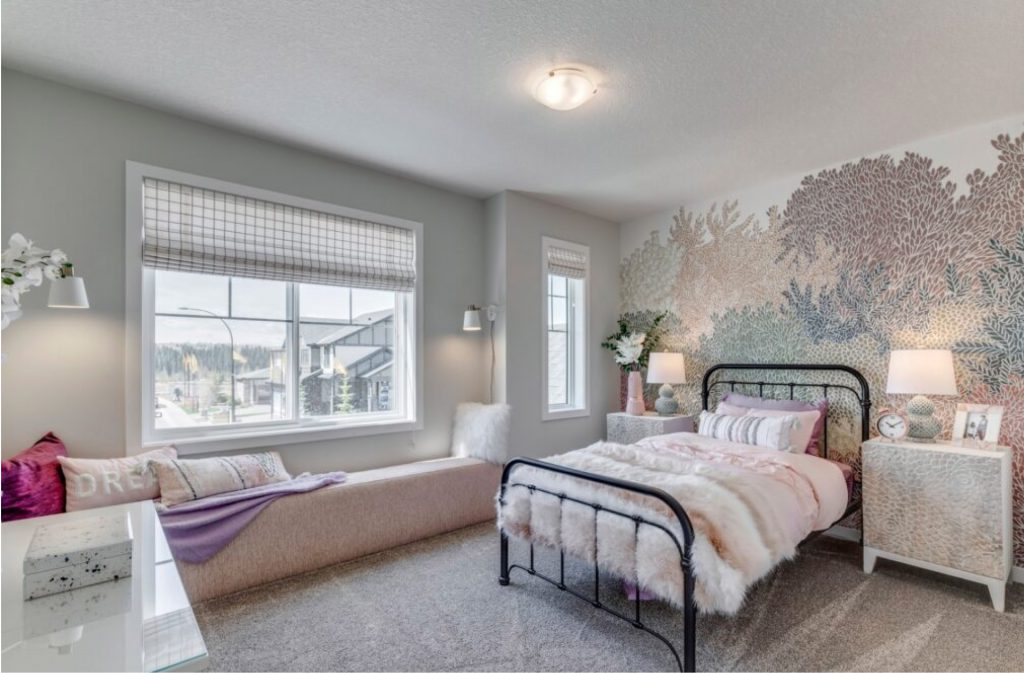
905, 394, 942, 442
654, 383, 679, 416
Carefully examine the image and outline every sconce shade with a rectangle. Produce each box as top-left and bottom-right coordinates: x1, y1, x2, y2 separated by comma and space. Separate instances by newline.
47, 276, 90, 309
886, 349, 958, 396
462, 306, 481, 331
647, 352, 686, 384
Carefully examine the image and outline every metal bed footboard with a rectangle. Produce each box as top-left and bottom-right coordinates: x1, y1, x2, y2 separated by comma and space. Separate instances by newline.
498, 457, 698, 672
498, 363, 872, 672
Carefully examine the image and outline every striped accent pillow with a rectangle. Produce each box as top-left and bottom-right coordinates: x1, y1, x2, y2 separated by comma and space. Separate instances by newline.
152, 452, 292, 507
697, 411, 796, 451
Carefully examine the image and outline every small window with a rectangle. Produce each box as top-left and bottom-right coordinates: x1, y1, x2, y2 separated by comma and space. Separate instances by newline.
542, 237, 588, 419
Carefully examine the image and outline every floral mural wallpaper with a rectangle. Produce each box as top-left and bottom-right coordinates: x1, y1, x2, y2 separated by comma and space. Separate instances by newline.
620, 129, 1024, 566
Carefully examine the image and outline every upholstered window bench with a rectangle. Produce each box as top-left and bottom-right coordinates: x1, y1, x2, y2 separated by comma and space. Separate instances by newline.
175, 457, 502, 602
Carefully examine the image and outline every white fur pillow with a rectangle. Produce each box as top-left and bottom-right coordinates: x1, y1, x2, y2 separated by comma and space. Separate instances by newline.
451, 403, 511, 465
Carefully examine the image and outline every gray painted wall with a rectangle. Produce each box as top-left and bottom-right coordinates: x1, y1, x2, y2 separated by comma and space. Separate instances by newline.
487, 191, 620, 456
1, 70, 488, 474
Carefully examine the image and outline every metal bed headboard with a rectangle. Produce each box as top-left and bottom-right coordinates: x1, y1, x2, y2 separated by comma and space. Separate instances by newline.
700, 363, 872, 459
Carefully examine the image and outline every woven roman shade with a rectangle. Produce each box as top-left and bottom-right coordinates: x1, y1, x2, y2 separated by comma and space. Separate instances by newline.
142, 178, 417, 291
546, 244, 587, 279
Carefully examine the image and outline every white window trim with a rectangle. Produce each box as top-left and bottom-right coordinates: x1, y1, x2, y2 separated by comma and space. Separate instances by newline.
125, 161, 424, 456
541, 236, 590, 421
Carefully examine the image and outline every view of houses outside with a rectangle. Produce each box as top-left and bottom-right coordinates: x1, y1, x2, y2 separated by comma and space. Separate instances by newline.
153, 270, 396, 429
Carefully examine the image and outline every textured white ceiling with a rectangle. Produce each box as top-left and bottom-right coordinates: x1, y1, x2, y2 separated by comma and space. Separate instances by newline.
3, 0, 1023, 222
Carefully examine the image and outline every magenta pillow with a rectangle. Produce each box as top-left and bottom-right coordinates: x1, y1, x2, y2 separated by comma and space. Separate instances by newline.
721, 393, 829, 456
2, 432, 68, 522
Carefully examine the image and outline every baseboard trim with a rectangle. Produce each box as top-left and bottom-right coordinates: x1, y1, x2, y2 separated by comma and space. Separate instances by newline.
822, 525, 860, 542
1013, 565, 1024, 584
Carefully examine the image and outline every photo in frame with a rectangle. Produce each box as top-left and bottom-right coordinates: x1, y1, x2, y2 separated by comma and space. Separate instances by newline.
951, 403, 1003, 444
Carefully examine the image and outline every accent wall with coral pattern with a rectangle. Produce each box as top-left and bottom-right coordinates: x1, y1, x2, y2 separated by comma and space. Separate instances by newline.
619, 119, 1024, 567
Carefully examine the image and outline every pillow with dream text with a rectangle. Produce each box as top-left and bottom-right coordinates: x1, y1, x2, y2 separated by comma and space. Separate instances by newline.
59, 446, 178, 512
697, 411, 796, 452
720, 393, 829, 456
153, 452, 292, 507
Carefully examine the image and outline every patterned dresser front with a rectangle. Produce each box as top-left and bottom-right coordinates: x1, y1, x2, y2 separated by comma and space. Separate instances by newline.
862, 438, 1012, 610
606, 412, 694, 445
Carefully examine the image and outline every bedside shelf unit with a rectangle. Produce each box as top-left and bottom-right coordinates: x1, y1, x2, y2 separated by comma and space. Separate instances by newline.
861, 437, 1012, 611
606, 412, 694, 444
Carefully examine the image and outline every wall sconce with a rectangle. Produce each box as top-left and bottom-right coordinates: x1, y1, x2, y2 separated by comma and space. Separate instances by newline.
47, 263, 90, 309
463, 304, 498, 332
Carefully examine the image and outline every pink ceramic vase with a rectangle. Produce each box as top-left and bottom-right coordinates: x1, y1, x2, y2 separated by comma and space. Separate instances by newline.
625, 370, 645, 415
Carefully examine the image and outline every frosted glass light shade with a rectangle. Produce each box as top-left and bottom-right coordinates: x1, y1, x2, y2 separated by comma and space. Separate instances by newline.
647, 352, 686, 384
886, 349, 958, 396
533, 69, 597, 111
47, 276, 90, 309
462, 306, 481, 331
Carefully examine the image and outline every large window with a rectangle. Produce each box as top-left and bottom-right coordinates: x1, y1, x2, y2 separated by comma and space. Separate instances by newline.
128, 163, 421, 452
542, 237, 588, 419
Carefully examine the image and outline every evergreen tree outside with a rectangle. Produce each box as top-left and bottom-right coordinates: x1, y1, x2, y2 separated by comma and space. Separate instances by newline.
335, 372, 354, 414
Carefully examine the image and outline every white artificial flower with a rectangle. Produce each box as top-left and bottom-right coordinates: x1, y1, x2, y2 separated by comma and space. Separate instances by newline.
1, 233, 77, 330
613, 331, 647, 367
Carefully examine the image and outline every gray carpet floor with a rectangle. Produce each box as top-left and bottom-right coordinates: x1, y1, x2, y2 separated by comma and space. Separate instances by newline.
195, 523, 1024, 671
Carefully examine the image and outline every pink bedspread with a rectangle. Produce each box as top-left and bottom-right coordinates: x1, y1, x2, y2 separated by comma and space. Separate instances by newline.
499, 433, 849, 613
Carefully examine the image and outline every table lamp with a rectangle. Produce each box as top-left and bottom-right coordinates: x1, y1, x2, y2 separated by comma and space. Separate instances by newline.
886, 349, 958, 442
647, 352, 686, 416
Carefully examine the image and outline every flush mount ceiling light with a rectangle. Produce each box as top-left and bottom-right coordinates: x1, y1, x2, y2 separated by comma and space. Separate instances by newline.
532, 68, 597, 111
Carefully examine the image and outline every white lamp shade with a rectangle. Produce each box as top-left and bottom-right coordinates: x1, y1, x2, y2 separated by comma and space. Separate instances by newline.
47, 276, 90, 309
886, 349, 958, 396
647, 352, 686, 384
462, 307, 481, 331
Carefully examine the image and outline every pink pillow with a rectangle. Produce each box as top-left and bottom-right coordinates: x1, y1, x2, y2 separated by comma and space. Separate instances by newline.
715, 401, 751, 416
2, 432, 68, 522
721, 392, 829, 456
746, 408, 822, 455
153, 452, 291, 507
58, 446, 177, 512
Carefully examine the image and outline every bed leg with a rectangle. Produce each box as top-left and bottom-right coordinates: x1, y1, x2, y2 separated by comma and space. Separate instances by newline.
683, 569, 696, 672
499, 531, 510, 586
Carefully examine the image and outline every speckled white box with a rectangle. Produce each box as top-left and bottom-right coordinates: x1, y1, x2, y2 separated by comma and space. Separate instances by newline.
23, 575, 133, 638
23, 513, 133, 599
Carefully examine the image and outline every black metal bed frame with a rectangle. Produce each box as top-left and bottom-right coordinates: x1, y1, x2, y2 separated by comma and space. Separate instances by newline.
498, 363, 872, 672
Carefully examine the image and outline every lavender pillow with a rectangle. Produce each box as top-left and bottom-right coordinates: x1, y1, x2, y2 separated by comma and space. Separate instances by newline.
1, 432, 68, 522
721, 393, 829, 456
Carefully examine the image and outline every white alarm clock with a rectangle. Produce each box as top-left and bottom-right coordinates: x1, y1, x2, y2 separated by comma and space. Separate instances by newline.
876, 407, 909, 441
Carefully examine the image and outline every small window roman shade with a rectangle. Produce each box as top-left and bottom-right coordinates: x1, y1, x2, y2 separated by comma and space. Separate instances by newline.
546, 245, 587, 279
142, 178, 416, 291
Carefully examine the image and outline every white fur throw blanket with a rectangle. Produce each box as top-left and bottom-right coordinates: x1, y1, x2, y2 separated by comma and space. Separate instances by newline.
498, 434, 843, 615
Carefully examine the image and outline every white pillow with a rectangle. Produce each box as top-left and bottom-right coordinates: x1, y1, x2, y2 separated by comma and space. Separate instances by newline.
746, 408, 821, 455
697, 411, 796, 452
451, 402, 511, 465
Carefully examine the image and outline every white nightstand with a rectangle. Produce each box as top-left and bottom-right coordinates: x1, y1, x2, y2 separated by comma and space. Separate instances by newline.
861, 437, 1012, 611
606, 412, 694, 444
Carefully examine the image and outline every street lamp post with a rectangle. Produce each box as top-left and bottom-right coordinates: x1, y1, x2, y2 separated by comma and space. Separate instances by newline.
180, 306, 236, 424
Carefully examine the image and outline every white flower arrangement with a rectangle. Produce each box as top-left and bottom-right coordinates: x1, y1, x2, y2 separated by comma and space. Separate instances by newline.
1, 233, 70, 330
612, 332, 647, 370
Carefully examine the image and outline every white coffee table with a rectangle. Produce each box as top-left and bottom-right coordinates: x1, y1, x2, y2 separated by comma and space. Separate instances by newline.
1, 500, 208, 671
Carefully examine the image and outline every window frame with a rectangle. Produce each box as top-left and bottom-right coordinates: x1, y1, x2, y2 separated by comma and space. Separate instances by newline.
541, 236, 589, 421
125, 162, 423, 456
